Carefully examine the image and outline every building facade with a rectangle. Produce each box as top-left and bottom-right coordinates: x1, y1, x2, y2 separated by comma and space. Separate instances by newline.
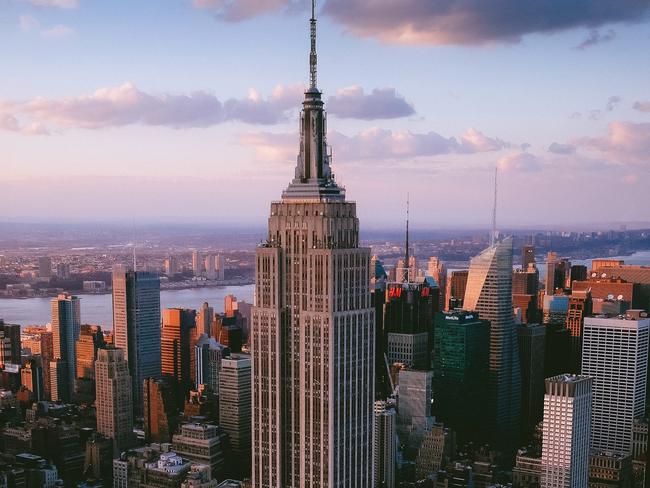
463, 237, 521, 450
540, 374, 592, 488
95, 347, 133, 455
251, 9, 374, 486
112, 270, 161, 414
582, 313, 649, 455
51, 293, 81, 401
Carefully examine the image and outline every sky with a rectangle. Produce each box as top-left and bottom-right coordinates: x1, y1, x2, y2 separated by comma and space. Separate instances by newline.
1, 0, 649, 230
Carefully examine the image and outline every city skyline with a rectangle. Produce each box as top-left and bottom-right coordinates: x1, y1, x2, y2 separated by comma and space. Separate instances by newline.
2, 1, 650, 226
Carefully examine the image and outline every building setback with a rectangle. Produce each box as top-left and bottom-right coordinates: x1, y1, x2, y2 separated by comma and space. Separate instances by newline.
251, 6, 374, 486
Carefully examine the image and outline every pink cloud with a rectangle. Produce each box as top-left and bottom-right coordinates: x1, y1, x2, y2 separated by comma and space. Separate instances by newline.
240, 127, 509, 163
498, 152, 542, 172
633, 101, 650, 113
576, 121, 650, 165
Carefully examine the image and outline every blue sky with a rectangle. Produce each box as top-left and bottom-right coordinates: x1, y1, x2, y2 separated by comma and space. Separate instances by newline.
1, 0, 649, 229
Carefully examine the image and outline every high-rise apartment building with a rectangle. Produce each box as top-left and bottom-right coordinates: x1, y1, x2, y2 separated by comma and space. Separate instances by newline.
463, 237, 521, 450
51, 293, 81, 401
112, 270, 161, 413
582, 312, 649, 455
251, 7, 374, 486
192, 250, 203, 277
38, 256, 52, 279
432, 310, 489, 442
373, 401, 396, 488
161, 308, 197, 403
540, 374, 592, 488
21, 358, 44, 402
95, 347, 133, 455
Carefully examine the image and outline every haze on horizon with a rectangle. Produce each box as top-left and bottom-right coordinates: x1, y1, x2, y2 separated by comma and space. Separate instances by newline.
1, 0, 649, 228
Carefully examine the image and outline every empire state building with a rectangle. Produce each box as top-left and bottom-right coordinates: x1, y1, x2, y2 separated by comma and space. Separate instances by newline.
251, 3, 375, 487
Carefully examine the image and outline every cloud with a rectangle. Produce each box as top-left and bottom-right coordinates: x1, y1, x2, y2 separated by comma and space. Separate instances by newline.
622, 174, 639, 185
19, 15, 40, 31
321, 0, 650, 46
326, 86, 415, 120
576, 121, 650, 165
575, 29, 616, 50
498, 152, 542, 172
0, 83, 307, 132
241, 127, 509, 162
606, 95, 622, 111
633, 101, 650, 113
548, 142, 576, 155
192, 0, 304, 22
0, 82, 424, 133
40, 24, 74, 38
23, 0, 78, 8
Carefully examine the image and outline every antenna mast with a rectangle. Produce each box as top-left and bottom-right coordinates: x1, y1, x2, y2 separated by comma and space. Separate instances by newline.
491, 165, 498, 246
309, 0, 317, 89
404, 193, 410, 282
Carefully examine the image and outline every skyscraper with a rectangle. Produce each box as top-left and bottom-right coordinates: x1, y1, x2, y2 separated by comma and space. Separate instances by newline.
373, 401, 396, 488
582, 312, 649, 455
161, 308, 197, 404
427, 257, 447, 311
38, 256, 52, 279
251, 4, 374, 486
517, 323, 546, 440
143, 377, 179, 444
51, 293, 81, 402
522, 244, 535, 270
95, 347, 133, 455
194, 334, 227, 394
540, 375, 592, 488
112, 270, 161, 413
0, 320, 21, 367
219, 355, 251, 476
446, 270, 469, 310
432, 310, 489, 442
75, 324, 106, 401
463, 236, 521, 450
196, 302, 214, 336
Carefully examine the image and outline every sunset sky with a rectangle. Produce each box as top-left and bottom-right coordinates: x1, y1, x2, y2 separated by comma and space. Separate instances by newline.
2, 0, 649, 229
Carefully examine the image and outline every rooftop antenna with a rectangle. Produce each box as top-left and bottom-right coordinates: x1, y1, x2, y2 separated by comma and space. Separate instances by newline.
404, 193, 410, 282
309, 0, 317, 90
132, 220, 137, 272
491, 165, 498, 247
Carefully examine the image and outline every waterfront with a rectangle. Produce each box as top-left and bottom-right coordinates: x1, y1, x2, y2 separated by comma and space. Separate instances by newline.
0, 284, 254, 328
1, 250, 649, 328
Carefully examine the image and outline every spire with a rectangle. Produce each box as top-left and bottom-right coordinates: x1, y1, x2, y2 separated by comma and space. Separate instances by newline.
309, 0, 317, 89
491, 165, 498, 247
404, 193, 410, 282
281, 0, 345, 201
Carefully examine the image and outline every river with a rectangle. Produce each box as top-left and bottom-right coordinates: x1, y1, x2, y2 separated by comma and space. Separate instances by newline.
0, 284, 255, 328
2, 250, 649, 328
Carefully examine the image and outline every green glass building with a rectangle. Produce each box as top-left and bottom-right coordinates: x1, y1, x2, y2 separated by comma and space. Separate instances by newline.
432, 310, 489, 443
